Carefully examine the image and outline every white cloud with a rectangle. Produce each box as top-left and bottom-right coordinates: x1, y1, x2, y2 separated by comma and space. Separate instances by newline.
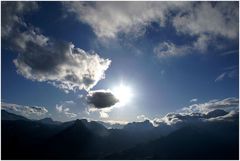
153, 41, 191, 58
1, 102, 48, 119
153, 34, 213, 58
64, 111, 77, 118
63, 1, 188, 39
63, 2, 238, 40
56, 104, 63, 112
182, 97, 239, 114
192, 34, 211, 52
137, 114, 149, 121
13, 37, 111, 92
64, 100, 75, 105
2, 2, 112, 93
215, 66, 238, 82
87, 103, 115, 119
64, 2, 238, 57
172, 2, 238, 39
215, 73, 226, 82
145, 97, 239, 126
99, 111, 109, 118
1, 1, 38, 38
190, 98, 198, 102
55, 104, 77, 118
221, 50, 239, 56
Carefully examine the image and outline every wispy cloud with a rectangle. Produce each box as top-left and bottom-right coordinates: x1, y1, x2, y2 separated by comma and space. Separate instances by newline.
56, 101, 77, 118
221, 50, 239, 56
190, 98, 198, 102
215, 66, 238, 82
153, 41, 192, 58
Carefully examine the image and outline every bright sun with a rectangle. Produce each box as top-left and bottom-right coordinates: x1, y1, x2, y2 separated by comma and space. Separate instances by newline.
112, 84, 133, 106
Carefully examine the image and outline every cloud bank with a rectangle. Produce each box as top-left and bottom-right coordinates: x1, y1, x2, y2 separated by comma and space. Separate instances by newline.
138, 97, 239, 127
68, 2, 238, 39
63, 1, 187, 39
1, 102, 48, 119
64, 2, 238, 58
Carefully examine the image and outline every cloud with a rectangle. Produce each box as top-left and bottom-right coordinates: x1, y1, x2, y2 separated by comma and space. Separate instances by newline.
64, 2, 238, 52
143, 97, 239, 126
56, 104, 63, 112
64, 111, 77, 118
221, 50, 239, 56
2, 2, 111, 93
1, 1, 38, 38
137, 114, 149, 121
99, 111, 109, 118
55, 104, 77, 118
182, 97, 239, 114
64, 2, 238, 59
190, 98, 198, 102
63, 1, 188, 39
87, 89, 119, 108
13, 36, 111, 92
153, 41, 192, 58
1, 102, 48, 119
153, 34, 212, 58
172, 2, 238, 39
64, 100, 75, 105
207, 109, 239, 122
215, 66, 238, 82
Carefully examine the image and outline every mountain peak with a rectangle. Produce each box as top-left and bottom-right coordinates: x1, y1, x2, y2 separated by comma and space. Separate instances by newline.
38, 117, 61, 125
1, 110, 28, 121
205, 109, 228, 119
124, 119, 154, 131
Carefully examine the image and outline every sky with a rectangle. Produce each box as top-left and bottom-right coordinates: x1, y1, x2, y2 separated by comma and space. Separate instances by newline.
1, 1, 239, 123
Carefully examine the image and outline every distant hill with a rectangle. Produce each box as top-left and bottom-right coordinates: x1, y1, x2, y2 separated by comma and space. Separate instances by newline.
123, 120, 154, 131
37, 117, 62, 125
106, 120, 239, 160
1, 110, 29, 121
97, 121, 125, 129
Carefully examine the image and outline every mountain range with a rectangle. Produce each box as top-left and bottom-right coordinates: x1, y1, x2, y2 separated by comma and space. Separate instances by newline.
1, 110, 239, 159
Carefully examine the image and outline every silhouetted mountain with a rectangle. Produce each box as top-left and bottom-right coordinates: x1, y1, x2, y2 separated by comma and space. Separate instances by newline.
123, 120, 154, 131
106, 120, 239, 160
37, 117, 61, 125
97, 121, 125, 129
205, 109, 228, 119
1, 111, 239, 160
1, 110, 29, 121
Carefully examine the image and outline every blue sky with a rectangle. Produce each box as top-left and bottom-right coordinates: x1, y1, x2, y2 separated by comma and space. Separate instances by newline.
1, 1, 239, 122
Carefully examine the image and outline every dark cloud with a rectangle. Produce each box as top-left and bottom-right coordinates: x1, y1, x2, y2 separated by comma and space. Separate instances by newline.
87, 90, 119, 108
2, 2, 111, 92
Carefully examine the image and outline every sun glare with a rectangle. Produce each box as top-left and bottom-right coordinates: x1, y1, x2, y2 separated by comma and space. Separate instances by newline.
112, 84, 133, 106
